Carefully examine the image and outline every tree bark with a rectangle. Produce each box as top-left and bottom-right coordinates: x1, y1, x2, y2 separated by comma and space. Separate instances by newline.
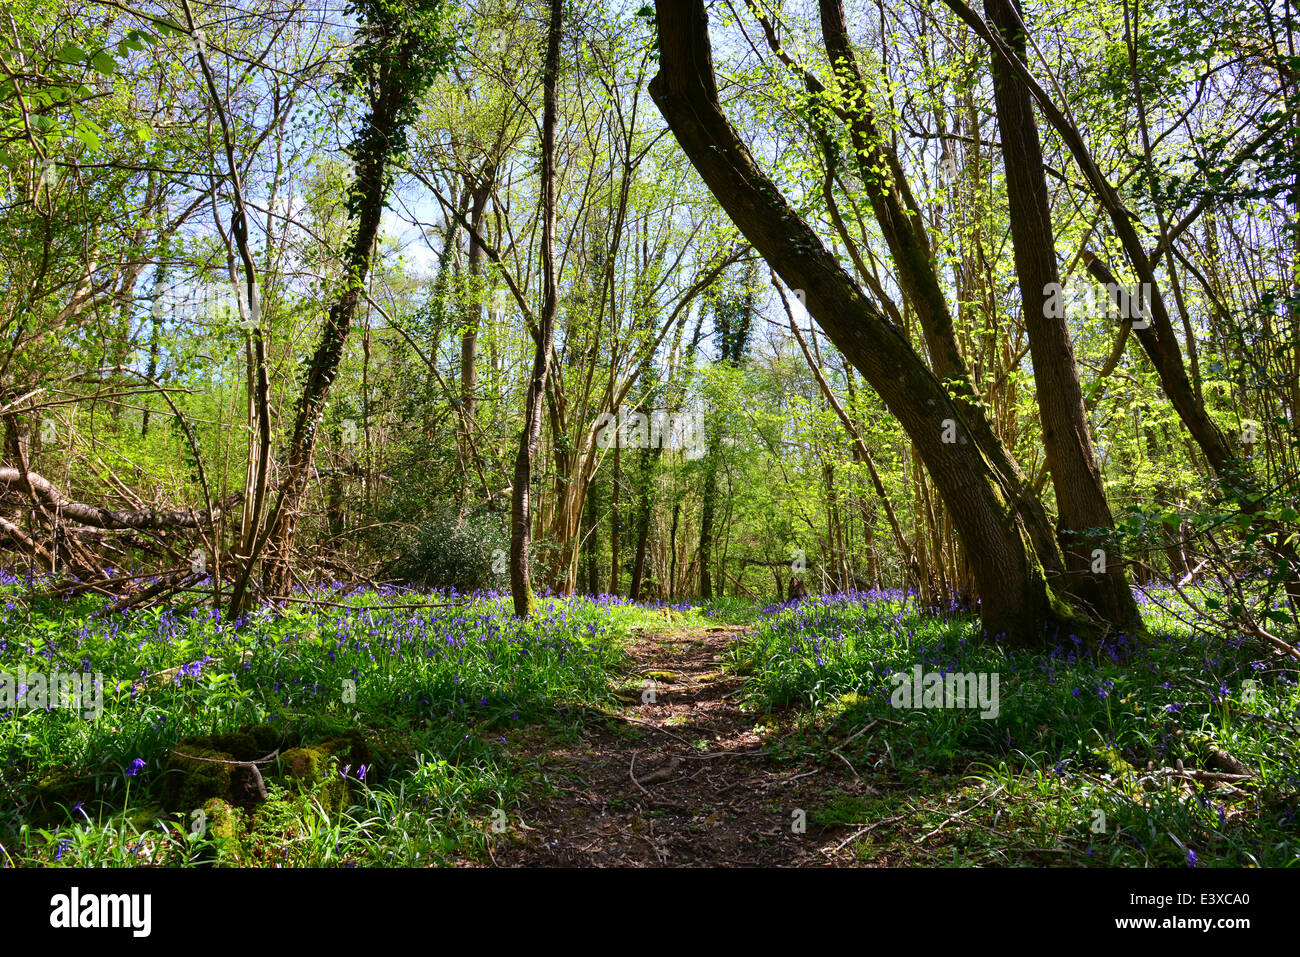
509, 0, 563, 618
459, 162, 496, 502
698, 447, 716, 600
812, 0, 1066, 600
649, 0, 1087, 644
939, 0, 1237, 477
983, 0, 1141, 630
0, 468, 240, 530
629, 429, 659, 600
230, 4, 433, 616
610, 440, 621, 596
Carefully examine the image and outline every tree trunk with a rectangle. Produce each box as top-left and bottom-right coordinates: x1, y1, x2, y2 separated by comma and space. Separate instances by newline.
650, 0, 1088, 644
630, 433, 658, 600
459, 162, 496, 503
509, 0, 563, 618
230, 3, 430, 615
669, 498, 680, 600
610, 439, 621, 596
984, 0, 1142, 630
698, 436, 717, 600
584, 473, 600, 595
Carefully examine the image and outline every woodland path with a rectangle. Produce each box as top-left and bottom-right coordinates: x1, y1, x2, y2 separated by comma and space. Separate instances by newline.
490, 625, 885, 866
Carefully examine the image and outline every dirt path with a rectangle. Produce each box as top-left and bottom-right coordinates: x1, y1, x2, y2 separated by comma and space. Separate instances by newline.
491, 625, 876, 866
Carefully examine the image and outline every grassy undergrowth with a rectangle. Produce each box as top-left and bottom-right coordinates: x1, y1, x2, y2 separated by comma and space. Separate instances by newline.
5, 575, 1297, 867
0, 578, 700, 866
733, 588, 1300, 866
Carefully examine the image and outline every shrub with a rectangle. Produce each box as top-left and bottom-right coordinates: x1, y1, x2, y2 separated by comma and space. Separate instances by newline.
386, 508, 508, 593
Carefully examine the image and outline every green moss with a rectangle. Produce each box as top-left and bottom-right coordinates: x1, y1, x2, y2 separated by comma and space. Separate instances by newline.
203, 798, 243, 840
275, 732, 370, 816
32, 769, 99, 821
321, 729, 371, 772
279, 747, 323, 782
159, 724, 291, 812
124, 807, 161, 832
161, 745, 233, 812
202, 724, 286, 760
643, 670, 682, 682
201, 798, 246, 865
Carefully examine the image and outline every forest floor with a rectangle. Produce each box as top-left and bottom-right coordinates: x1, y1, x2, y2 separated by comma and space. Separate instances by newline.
491, 624, 895, 866
4, 586, 1293, 867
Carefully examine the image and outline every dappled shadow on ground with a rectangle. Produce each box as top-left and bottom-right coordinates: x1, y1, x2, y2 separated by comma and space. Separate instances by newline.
487, 625, 883, 866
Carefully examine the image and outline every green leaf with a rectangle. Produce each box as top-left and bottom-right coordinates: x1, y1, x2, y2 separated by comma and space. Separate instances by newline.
55, 43, 86, 64
90, 50, 118, 75
72, 122, 101, 150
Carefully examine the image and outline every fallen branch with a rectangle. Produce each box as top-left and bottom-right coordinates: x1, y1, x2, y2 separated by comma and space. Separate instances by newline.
633, 755, 683, 787
838, 717, 904, 749
828, 813, 910, 855
629, 751, 652, 798
0, 468, 241, 530
102, 570, 199, 616
1152, 767, 1255, 785
915, 785, 1006, 845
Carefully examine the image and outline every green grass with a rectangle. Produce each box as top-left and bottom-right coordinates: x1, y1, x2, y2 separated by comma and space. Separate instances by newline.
4, 576, 1297, 867
732, 588, 1300, 866
0, 581, 684, 866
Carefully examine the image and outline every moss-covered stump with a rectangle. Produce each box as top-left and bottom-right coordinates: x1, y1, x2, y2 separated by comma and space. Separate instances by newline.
274, 730, 372, 817
161, 745, 235, 812
195, 723, 286, 758
161, 723, 292, 812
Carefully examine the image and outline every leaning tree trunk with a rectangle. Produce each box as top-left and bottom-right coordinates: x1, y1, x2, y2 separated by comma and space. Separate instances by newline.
509, 0, 563, 618
649, 0, 1090, 645
939, 0, 1242, 480
814, 0, 1070, 608
252, 135, 394, 604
